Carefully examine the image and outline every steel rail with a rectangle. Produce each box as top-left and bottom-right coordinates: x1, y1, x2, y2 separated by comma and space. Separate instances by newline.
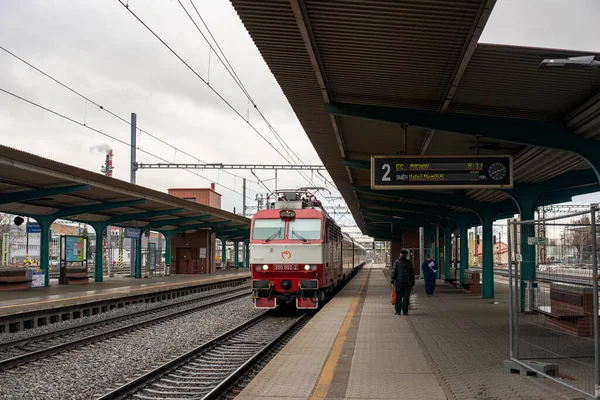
0, 290, 250, 370
97, 312, 308, 400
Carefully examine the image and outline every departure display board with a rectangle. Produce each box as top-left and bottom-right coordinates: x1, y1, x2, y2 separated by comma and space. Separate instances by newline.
371, 155, 513, 190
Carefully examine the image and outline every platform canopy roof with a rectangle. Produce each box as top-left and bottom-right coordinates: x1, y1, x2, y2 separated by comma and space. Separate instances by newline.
231, 0, 600, 238
0, 146, 250, 240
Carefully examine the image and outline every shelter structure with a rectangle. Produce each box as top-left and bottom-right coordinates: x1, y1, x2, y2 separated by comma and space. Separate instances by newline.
231, 0, 600, 298
0, 146, 250, 286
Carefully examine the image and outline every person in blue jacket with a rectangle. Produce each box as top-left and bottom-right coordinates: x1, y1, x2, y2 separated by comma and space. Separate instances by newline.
422, 255, 438, 297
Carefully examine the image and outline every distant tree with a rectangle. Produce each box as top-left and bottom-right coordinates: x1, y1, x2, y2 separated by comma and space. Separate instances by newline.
564, 216, 592, 261
0, 213, 26, 262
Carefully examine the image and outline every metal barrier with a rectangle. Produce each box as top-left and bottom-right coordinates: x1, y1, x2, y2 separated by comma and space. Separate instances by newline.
507, 206, 599, 398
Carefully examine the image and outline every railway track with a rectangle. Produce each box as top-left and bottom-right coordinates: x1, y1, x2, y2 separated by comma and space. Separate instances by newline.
97, 312, 308, 400
0, 287, 250, 370
494, 270, 593, 286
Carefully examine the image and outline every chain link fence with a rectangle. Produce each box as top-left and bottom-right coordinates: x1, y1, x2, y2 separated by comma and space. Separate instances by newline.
508, 206, 600, 398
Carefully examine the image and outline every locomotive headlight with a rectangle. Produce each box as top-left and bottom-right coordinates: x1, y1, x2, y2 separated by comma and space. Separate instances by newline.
310, 265, 317, 271
262, 264, 269, 271
255, 265, 262, 271
304, 264, 310, 271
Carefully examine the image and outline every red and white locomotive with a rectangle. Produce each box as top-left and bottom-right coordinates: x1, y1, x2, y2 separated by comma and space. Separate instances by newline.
250, 189, 366, 309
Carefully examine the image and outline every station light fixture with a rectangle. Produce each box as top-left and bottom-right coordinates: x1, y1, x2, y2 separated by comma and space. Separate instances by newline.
539, 55, 600, 69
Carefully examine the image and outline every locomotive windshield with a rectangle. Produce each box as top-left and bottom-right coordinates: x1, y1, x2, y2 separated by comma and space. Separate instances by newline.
252, 219, 285, 240
289, 219, 321, 240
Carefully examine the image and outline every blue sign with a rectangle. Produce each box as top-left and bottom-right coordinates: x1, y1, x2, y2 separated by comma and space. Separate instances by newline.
149, 242, 156, 270
124, 228, 141, 239
26, 222, 41, 233
65, 236, 85, 262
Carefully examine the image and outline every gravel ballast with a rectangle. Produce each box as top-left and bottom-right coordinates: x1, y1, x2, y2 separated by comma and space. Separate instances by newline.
0, 284, 248, 345
0, 298, 263, 400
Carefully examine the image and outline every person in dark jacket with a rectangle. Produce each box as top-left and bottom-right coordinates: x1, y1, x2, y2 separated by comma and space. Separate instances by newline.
391, 250, 415, 315
422, 255, 438, 297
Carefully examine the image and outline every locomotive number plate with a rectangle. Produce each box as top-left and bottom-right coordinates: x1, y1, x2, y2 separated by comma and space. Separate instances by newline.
273, 264, 299, 271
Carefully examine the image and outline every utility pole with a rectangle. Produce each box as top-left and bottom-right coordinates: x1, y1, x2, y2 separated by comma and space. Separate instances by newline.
130, 112, 137, 276
243, 178, 247, 217
102, 149, 115, 277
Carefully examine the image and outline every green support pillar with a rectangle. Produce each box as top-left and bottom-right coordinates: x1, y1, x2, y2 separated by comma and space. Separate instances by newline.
135, 233, 143, 279
444, 227, 452, 280
234, 240, 239, 269
435, 227, 441, 279
518, 197, 537, 311
459, 217, 469, 286
37, 217, 54, 287
245, 241, 250, 268
221, 238, 227, 268
482, 213, 494, 299
163, 231, 174, 276
90, 223, 107, 283
208, 232, 213, 274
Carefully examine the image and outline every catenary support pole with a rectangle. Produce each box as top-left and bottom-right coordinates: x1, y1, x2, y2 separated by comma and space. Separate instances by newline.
243, 178, 246, 217
130, 112, 137, 276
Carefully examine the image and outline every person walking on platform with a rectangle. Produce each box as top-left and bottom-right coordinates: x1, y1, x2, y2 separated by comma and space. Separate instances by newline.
391, 250, 415, 315
422, 255, 438, 297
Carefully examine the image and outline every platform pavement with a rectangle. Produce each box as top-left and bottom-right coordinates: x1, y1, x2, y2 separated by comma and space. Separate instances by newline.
236, 264, 446, 400
381, 268, 578, 400
0, 269, 249, 317
236, 265, 581, 400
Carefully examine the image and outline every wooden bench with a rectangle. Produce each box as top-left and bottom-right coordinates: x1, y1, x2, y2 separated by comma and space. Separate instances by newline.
462, 270, 482, 295
0, 268, 32, 291
533, 283, 593, 337
66, 266, 90, 285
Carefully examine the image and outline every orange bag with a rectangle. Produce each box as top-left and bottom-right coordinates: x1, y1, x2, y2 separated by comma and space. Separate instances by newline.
390, 287, 396, 305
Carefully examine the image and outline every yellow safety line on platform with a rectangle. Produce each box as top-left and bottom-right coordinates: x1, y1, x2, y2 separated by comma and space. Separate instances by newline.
0, 273, 249, 311
309, 268, 370, 400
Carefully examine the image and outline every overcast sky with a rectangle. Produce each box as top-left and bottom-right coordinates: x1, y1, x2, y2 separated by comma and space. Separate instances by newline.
1, 0, 599, 228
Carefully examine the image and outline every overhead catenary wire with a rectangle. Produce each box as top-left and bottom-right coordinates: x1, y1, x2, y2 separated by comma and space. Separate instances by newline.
178, 0, 343, 217
176, 5, 343, 219
0, 44, 259, 190
119, 0, 343, 215
0, 86, 255, 200
182, 0, 339, 193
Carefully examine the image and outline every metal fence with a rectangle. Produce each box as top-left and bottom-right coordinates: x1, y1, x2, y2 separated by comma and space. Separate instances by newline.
508, 205, 600, 398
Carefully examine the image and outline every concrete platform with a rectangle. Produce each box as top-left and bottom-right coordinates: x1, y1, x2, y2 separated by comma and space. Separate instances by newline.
235, 265, 579, 400
0, 270, 250, 317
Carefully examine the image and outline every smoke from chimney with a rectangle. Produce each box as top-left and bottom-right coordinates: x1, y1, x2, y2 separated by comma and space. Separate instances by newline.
90, 144, 112, 153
